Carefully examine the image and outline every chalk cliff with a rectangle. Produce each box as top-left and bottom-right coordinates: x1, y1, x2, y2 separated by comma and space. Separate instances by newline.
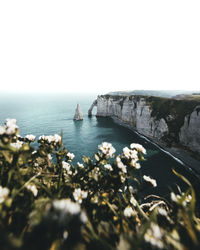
179, 105, 200, 153
89, 95, 200, 154
74, 104, 83, 120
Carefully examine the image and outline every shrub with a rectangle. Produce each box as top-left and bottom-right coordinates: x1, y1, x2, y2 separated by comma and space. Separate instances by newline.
0, 119, 200, 249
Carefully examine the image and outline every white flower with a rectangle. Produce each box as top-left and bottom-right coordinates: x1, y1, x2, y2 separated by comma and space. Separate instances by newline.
98, 142, 116, 158
171, 192, 192, 206
124, 206, 135, 217
130, 143, 146, 154
73, 188, 88, 204
120, 175, 126, 183
116, 157, 127, 173
123, 147, 131, 158
77, 162, 84, 168
48, 154, 52, 160
39, 134, 61, 144
53, 199, 81, 214
26, 184, 38, 197
104, 164, 113, 171
25, 134, 36, 142
123, 147, 138, 160
134, 162, 141, 169
54, 134, 61, 143
53, 199, 88, 223
10, 141, 23, 149
143, 175, 157, 187
130, 196, 137, 206
144, 222, 164, 248
0, 186, 9, 203
157, 207, 168, 217
129, 186, 134, 193
0, 126, 6, 135
67, 152, 75, 160
5, 119, 18, 134
80, 211, 88, 223
63, 230, 68, 239
62, 161, 72, 175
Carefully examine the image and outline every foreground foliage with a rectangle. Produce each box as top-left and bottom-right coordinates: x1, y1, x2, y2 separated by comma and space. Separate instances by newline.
0, 119, 200, 250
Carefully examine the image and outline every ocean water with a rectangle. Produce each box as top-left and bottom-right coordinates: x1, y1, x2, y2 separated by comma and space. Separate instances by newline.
0, 93, 197, 196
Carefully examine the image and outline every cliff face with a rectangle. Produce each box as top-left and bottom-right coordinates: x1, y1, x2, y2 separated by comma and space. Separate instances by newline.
179, 106, 200, 153
95, 95, 200, 154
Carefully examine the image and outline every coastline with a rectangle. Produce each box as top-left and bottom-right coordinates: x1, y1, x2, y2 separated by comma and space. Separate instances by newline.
111, 116, 200, 178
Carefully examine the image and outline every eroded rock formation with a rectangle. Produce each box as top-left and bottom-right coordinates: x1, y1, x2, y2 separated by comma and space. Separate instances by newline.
90, 95, 200, 154
74, 104, 83, 120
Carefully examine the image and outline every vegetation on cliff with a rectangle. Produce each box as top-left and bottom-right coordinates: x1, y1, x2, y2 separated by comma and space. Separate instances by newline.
0, 119, 200, 249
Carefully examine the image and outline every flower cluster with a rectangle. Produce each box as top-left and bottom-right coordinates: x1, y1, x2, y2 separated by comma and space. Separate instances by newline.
25, 134, 36, 142
38, 134, 61, 144
171, 191, 192, 206
73, 188, 88, 204
98, 142, 116, 158
0, 118, 18, 135
144, 222, 164, 249
0, 118, 199, 250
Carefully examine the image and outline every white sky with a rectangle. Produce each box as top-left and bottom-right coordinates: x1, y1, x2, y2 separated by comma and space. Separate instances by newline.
0, 1, 200, 94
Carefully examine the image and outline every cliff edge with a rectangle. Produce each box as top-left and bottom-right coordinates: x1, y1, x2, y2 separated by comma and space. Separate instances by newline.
90, 95, 200, 155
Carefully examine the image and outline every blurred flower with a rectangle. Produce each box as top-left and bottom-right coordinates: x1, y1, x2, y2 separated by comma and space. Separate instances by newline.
53, 199, 81, 214
144, 222, 164, 248
77, 162, 84, 168
39, 134, 61, 144
47, 154, 52, 160
171, 192, 192, 206
26, 184, 38, 197
123, 147, 138, 160
104, 164, 113, 171
130, 143, 146, 154
0, 126, 6, 135
130, 196, 137, 206
120, 175, 126, 183
124, 206, 135, 217
116, 157, 127, 173
0, 186, 9, 203
134, 162, 141, 169
67, 152, 75, 160
10, 140, 23, 149
62, 161, 72, 175
5, 118, 18, 134
157, 207, 168, 217
25, 134, 36, 142
73, 188, 88, 204
98, 142, 116, 158
143, 175, 157, 187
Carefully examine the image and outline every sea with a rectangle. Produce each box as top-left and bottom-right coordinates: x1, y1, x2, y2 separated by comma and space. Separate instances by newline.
0, 93, 198, 197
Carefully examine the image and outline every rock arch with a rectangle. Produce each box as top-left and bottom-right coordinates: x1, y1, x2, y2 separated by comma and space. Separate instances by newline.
88, 99, 97, 116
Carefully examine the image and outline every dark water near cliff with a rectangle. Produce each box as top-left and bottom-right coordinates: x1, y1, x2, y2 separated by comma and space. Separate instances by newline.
0, 93, 198, 196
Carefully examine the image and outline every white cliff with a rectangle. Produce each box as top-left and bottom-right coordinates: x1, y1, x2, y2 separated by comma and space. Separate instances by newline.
92, 95, 200, 154
179, 105, 200, 154
96, 95, 168, 140
74, 104, 83, 120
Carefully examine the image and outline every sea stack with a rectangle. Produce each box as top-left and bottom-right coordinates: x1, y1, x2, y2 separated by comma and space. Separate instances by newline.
73, 104, 83, 120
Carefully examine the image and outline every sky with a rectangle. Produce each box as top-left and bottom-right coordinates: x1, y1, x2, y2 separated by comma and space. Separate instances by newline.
0, 1, 200, 94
